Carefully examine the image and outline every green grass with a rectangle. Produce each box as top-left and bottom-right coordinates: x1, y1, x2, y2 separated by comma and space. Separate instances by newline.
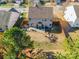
21, 12, 28, 18
33, 41, 53, 50
0, 4, 28, 8
0, 4, 14, 8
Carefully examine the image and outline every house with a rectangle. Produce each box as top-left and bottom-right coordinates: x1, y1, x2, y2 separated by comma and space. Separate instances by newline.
9, 8, 19, 13
29, 7, 53, 31
55, 0, 61, 4
15, 0, 23, 4
64, 5, 79, 27
29, 0, 50, 7
52, 0, 67, 5
28, 0, 40, 7
0, 0, 23, 4
0, 8, 20, 31
70, 0, 79, 2
0, 0, 6, 3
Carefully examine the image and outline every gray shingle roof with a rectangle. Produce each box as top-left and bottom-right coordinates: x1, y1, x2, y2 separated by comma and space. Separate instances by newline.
0, 10, 19, 31
73, 5, 79, 17
0, 11, 11, 30
29, 7, 53, 19
9, 8, 19, 13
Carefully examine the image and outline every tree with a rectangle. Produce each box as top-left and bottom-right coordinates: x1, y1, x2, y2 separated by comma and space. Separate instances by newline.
56, 37, 79, 59
2, 27, 33, 59
23, 0, 28, 4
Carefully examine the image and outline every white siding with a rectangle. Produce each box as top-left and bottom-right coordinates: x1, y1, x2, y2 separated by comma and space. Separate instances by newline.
15, 0, 23, 4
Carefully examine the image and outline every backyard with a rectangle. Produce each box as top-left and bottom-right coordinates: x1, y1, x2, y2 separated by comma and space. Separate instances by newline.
27, 29, 65, 52
0, 27, 79, 59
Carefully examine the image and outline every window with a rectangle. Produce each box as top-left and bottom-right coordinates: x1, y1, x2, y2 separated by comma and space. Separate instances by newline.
44, 19, 47, 21
49, 24, 52, 26
42, 19, 47, 21
42, 19, 43, 21
31, 23, 33, 26
76, 23, 78, 25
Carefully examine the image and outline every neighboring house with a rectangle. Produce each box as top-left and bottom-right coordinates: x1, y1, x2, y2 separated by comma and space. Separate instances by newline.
70, 0, 79, 2
0, 0, 6, 3
29, 7, 53, 31
0, 0, 23, 4
29, 0, 50, 7
55, 0, 61, 4
0, 8, 20, 31
54, 0, 67, 5
64, 5, 79, 27
15, 0, 23, 4
28, 0, 40, 7
9, 8, 19, 13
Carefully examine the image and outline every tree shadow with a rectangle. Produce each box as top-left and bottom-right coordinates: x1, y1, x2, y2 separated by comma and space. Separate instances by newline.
69, 27, 79, 32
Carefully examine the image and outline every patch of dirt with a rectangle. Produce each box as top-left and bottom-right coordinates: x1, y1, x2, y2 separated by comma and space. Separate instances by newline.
69, 29, 79, 40
27, 30, 65, 52
27, 31, 50, 42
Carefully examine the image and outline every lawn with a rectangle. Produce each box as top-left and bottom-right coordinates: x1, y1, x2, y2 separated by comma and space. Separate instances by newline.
21, 12, 28, 19
0, 4, 14, 8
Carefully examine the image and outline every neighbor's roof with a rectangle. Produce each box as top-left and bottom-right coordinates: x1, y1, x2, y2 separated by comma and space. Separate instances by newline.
0, 10, 19, 30
29, 7, 53, 19
73, 5, 79, 17
0, 11, 11, 30
9, 8, 19, 13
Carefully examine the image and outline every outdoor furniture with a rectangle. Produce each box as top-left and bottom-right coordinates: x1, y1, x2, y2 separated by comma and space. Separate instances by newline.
46, 33, 58, 43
